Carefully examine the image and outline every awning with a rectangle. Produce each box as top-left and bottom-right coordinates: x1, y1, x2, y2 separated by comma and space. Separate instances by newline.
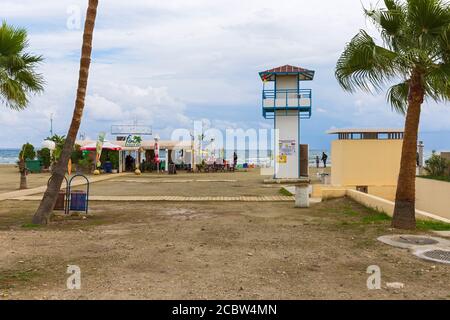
80, 141, 122, 151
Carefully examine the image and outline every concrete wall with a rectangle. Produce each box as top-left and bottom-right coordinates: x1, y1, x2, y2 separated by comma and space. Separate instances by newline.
313, 184, 397, 201
346, 189, 450, 223
331, 139, 402, 199
416, 177, 450, 220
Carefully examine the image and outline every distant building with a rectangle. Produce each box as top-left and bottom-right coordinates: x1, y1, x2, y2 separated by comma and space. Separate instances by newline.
327, 128, 404, 201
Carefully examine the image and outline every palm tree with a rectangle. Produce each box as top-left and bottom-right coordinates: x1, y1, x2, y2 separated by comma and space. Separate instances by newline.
0, 21, 43, 195
335, 0, 450, 230
32, 0, 99, 225
0, 21, 44, 109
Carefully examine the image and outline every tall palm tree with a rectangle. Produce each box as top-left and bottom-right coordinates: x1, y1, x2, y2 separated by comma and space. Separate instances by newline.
0, 21, 44, 109
335, 0, 450, 230
32, 0, 99, 225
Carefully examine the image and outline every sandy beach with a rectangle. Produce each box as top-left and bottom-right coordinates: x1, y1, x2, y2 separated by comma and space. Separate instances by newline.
0, 165, 51, 194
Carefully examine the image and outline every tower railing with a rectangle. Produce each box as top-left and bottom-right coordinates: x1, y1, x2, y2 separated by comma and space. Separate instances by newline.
262, 88, 312, 119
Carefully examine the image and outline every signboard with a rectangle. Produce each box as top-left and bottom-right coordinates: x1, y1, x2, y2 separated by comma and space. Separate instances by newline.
125, 135, 142, 147
279, 140, 296, 155
277, 154, 287, 163
111, 125, 152, 135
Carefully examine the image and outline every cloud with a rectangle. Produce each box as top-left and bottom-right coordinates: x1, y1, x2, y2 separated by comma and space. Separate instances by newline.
0, 0, 449, 150
85, 94, 124, 121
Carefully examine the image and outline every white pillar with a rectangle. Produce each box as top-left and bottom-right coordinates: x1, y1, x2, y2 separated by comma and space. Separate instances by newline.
294, 184, 309, 208
165, 148, 169, 172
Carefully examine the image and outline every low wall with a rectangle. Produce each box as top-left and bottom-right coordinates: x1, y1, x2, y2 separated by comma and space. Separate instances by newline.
312, 184, 346, 199
416, 177, 450, 220
312, 184, 396, 201
346, 189, 450, 223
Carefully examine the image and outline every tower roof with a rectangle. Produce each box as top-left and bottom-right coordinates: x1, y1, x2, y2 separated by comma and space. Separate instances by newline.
259, 64, 315, 81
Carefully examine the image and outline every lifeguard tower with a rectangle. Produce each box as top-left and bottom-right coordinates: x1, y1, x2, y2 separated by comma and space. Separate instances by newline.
260, 65, 315, 179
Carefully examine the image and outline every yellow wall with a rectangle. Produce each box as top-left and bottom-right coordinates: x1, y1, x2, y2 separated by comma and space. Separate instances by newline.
331, 139, 402, 199
416, 177, 450, 220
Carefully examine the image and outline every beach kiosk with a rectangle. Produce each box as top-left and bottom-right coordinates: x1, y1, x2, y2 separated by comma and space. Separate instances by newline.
260, 65, 314, 179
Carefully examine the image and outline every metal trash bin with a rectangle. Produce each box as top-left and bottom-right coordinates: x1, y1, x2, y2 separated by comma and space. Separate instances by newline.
70, 190, 87, 211
25, 159, 42, 173
54, 190, 66, 211
104, 161, 112, 173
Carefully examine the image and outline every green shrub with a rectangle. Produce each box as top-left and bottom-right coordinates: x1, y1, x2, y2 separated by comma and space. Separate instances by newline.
71, 144, 83, 164
19, 143, 36, 160
109, 151, 119, 169
37, 148, 51, 168
424, 152, 449, 177
77, 157, 93, 172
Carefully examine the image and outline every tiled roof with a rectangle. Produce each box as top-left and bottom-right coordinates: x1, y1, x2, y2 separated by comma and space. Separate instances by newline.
259, 64, 315, 81
263, 65, 310, 73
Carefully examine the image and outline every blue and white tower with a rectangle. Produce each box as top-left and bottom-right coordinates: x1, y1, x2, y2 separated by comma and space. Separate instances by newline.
260, 65, 315, 179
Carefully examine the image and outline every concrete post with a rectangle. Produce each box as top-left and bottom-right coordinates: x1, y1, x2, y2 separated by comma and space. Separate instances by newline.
295, 184, 310, 208
165, 148, 169, 172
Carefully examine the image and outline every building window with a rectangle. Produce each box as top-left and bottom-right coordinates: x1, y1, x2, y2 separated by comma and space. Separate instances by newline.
356, 186, 368, 193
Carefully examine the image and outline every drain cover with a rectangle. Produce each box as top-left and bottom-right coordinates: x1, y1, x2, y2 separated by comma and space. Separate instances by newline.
397, 236, 438, 245
377, 235, 449, 249
423, 250, 450, 263
414, 249, 450, 264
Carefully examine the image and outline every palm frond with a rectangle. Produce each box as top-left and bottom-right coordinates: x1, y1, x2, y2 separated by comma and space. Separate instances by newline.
364, 0, 407, 50
425, 62, 450, 101
0, 21, 44, 110
335, 30, 398, 93
386, 81, 409, 114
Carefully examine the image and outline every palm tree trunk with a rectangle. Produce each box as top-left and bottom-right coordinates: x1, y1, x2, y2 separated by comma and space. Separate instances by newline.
392, 70, 424, 230
18, 158, 27, 190
32, 0, 99, 225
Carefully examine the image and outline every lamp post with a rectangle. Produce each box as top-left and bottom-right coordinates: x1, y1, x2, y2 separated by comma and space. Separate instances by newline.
190, 131, 195, 172
154, 134, 160, 173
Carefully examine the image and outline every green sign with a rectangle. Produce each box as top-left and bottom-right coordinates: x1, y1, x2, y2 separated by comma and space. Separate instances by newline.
125, 135, 142, 147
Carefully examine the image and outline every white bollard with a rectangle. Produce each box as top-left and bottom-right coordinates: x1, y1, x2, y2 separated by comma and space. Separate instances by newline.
295, 184, 310, 208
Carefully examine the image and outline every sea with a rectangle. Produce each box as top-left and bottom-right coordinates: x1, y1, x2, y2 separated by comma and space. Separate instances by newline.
0, 148, 434, 166
0, 148, 20, 164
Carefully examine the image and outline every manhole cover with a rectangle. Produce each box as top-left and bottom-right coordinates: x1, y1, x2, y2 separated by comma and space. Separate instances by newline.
397, 236, 438, 245
377, 235, 450, 249
414, 249, 450, 264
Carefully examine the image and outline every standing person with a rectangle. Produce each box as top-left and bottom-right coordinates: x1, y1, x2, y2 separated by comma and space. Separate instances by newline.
315, 155, 320, 169
233, 152, 238, 170
321, 152, 328, 168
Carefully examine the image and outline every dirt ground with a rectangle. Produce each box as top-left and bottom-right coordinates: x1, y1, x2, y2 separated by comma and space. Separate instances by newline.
0, 197, 449, 300
89, 169, 283, 197
0, 165, 51, 193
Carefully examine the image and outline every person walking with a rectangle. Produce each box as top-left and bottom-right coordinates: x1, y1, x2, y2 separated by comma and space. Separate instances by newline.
321, 152, 328, 168
233, 152, 238, 171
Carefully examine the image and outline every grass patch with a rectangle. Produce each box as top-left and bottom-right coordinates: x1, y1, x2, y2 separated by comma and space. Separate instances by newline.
417, 175, 450, 183
0, 269, 40, 290
21, 223, 42, 229
341, 207, 359, 217
361, 212, 391, 223
416, 219, 450, 231
278, 188, 293, 196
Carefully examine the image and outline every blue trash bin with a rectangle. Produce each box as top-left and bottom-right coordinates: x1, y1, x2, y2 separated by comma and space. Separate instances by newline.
104, 161, 112, 173
70, 190, 87, 211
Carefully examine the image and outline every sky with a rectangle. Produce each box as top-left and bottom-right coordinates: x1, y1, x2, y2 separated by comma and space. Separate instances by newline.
1, 0, 449, 151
